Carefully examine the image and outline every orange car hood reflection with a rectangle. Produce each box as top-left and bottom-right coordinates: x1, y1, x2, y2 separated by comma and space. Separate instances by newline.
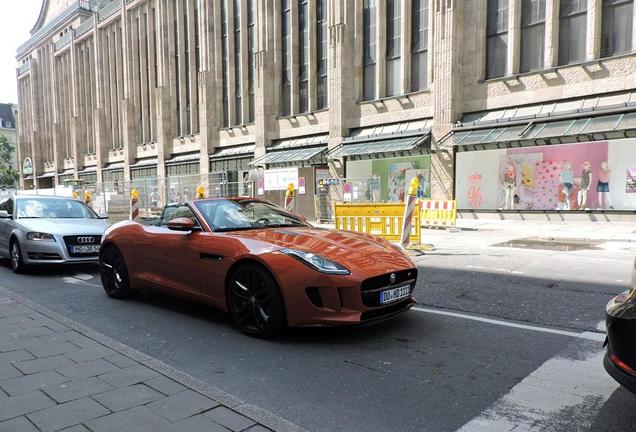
227, 227, 414, 272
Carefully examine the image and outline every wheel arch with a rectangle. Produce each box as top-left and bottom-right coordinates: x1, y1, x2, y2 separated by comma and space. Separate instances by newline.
224, 256, 287, 312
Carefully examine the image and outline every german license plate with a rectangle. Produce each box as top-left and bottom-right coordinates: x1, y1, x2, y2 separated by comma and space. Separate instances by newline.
380, 285, 411, 304
71, 245, 100, 254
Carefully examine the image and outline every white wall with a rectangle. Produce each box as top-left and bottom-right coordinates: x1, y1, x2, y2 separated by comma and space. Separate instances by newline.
607, 138, 636, 210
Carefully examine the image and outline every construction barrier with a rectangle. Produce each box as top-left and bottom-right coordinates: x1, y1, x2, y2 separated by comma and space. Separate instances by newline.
334, 203, 421, 244
130, 189, 140, 221
196, 185, 206, 199
420, 200, 457, 228
401, 177, 419, 249
285, 183, 295, 213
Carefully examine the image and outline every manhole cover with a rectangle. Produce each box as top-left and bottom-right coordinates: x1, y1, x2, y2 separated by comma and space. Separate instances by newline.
493, 237, 603, 252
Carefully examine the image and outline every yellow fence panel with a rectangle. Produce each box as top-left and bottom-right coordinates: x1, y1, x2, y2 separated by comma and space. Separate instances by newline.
420, 200, 457, 228
334, 203, 421, 244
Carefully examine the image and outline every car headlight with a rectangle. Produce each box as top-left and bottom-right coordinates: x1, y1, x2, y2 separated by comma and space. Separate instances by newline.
26, 232, 56, 242
280, 248, 350, 275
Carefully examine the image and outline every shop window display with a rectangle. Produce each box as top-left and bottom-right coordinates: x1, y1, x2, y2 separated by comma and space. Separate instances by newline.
455, 138, 636, 210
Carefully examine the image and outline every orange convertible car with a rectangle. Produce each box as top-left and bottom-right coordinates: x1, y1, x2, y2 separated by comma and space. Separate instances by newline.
99, 198, 418, 337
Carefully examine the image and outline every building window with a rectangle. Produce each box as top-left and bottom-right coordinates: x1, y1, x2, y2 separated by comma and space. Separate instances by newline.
183, 0, 192, 134
363, 0, 377, 100
386, 0, 401, 97
411, 0, 428, 91
601, 0, 634, 57
247, 0, 255, 122
558, 0, 587, 65
316, 0, 328, 109
281, 0, 292, 115
520, 0, 546, 72
221, 0, 229, 127
233, 0, 242, 125
298, 0, 309, 113
193, 0, 200, 133
486, 0, 508, 78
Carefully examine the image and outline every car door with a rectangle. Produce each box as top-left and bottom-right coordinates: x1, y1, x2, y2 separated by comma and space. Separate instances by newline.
141, 204, 203, 296
0, 198, 14, 257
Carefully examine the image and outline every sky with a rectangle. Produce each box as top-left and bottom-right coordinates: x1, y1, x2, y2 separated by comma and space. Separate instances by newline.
0, 0, 42, 104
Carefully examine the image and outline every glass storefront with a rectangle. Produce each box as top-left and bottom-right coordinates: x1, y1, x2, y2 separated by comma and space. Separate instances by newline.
346, 155, 431, 203
455, 138, 636, 210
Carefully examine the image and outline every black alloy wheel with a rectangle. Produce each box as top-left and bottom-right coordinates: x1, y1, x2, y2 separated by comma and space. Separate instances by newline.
227, 263, 285, 338
100, 245, 132, 299
10, 240, 25, 274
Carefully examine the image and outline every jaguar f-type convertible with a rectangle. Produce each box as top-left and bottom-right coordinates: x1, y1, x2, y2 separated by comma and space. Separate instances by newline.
99, 198, 418, 337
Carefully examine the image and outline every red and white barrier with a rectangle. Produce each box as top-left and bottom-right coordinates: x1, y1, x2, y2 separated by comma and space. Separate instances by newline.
401, 177, 419, 249
130, 189, 139, 221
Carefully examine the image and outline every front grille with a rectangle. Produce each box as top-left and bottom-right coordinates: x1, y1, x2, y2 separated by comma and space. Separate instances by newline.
360, 268, 417, 307
361, 299, 413, 322
63, 235, 102, 258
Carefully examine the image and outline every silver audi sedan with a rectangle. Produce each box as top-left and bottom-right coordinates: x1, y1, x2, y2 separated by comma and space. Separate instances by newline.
0, 195, 109, 273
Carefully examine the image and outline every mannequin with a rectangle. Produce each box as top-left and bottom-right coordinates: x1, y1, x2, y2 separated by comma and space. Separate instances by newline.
560, 162, 574, 210
503, 163, 516, 210
577, 161, 592, 210
597, 161, 613, 209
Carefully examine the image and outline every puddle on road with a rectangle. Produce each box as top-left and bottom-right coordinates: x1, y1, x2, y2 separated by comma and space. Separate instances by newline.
493, 237, 604, 252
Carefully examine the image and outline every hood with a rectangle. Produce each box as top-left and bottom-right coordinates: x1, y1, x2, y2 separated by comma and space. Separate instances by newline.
17, 218, 109, 236
229, 227, 414, 273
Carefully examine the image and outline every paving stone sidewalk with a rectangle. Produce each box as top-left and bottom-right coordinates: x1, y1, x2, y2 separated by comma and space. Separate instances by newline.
0, 287, 305, 432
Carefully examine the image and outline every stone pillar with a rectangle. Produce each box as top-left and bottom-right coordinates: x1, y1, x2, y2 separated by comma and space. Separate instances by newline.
308, 0, 317, 112
544, 0, 559, 68
290, 0, 299, 114
587, 0, 602, 60
431, 0, 462, 200
69, 32, 80, 179
254, 0, 277, 160
327, 0, 354, 178
507, 0, 521, 75
119, 6, 134, 183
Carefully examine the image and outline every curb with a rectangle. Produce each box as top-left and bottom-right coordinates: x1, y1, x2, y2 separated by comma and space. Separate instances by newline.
0, 285, 309, 432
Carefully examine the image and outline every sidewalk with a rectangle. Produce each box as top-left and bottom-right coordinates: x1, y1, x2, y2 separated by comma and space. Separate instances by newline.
0, 287, 305, 432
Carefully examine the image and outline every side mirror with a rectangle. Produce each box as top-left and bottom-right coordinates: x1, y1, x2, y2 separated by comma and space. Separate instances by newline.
0, 210, 10, 219
167, 217, 196, 232
98, 213, 109, 220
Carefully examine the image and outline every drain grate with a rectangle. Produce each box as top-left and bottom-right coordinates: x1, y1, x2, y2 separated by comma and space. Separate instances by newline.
493, 237, 604, 252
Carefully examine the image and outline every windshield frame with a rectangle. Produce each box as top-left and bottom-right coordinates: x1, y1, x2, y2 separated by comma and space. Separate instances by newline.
194, 199, 309, 232
15, 197, 101, 220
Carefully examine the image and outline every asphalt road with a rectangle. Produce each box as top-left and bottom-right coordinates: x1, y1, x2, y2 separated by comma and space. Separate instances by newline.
1, 233, 635, 432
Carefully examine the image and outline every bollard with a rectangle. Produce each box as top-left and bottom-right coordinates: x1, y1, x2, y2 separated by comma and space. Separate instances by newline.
130, 188, 140, 221
196, 185, 206, 200
72, 191, 79, 200
284, 183, 295, 213
401, 177, 419, 249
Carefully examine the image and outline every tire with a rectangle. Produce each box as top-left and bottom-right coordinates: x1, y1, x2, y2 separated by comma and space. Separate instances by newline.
10, 239, 26, 274
227, 263, 286, 338
100, 245, 132, 299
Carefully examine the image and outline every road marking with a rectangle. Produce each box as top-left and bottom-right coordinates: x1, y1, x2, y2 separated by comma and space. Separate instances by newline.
73, 273, 94, 281
456, 343, 618, 432
464, 265, 524, 275
61, 276, 101, 288
597, 320, 606, 332
412, 306, 603, 340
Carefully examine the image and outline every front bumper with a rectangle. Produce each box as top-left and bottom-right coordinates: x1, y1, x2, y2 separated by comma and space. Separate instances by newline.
21, 235, 101, 265
263, 252, 418, 327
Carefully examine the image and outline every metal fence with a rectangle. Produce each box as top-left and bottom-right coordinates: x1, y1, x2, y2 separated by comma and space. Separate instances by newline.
315, 177, 381, 222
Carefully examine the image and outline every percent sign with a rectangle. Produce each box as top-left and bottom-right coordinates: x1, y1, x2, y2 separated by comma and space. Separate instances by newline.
468, 184, 482, 208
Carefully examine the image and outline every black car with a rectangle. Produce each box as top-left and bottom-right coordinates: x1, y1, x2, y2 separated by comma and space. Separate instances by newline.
604, 257, 636, 394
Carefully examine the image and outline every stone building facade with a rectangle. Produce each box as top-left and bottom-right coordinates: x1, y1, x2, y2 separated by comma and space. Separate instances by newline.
15, 0, 636, 214
0, 103, 18, 180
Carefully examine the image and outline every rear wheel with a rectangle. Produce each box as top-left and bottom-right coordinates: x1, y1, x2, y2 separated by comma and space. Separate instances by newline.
10, 239, 26, 274
100, 245, 132, 299
227, 263, 286, 338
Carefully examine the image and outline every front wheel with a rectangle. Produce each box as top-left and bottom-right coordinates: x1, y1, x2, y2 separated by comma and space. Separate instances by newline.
10, 240, 26, 274
227, 263, 286, 338
100, 245, 132, 299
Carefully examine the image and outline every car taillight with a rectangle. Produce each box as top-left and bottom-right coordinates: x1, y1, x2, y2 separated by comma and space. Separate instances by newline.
611, 354, 636, 376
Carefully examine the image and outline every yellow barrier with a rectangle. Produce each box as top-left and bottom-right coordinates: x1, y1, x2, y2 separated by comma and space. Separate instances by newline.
420, 200, 457, 228
334, 203, 421, 244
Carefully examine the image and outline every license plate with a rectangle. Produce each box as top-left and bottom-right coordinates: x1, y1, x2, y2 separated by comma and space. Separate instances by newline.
380, 285, 411, 304
71, 245, 100, 254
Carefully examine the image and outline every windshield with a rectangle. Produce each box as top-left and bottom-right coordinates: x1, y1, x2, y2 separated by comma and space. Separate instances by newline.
16, 198, 99, 219
195, 199, 308, 232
